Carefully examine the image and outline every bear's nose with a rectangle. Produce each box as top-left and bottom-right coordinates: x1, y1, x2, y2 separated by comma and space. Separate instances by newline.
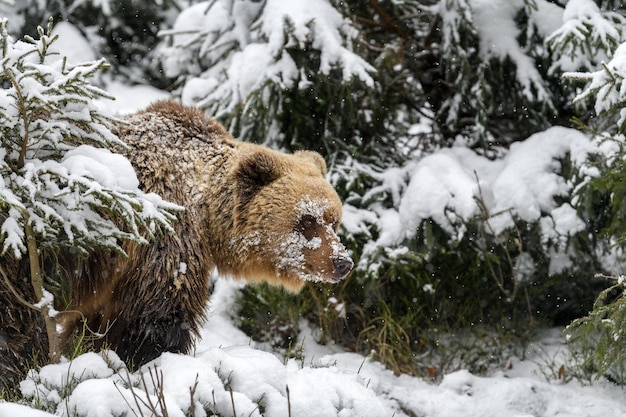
333, 256, 354, 279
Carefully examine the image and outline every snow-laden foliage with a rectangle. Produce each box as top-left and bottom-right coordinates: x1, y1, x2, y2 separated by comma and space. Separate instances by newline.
0, 18, 179, 258
443, 0, 552, 103
565, 43, 626, 132
152, 0, 387, 161
433, 0, 565, 146
342, 126, 611, 277
550, 7, 626, 377
566, 274, 626, 381
8, 0, 181, 82
158, 0, 373, 116
547, 0, 626, 72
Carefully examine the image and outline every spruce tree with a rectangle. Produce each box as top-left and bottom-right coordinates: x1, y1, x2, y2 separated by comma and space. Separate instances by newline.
552, 1, 626, 380
0, 18, 178, 363
150, 0, 626, 375
11, 0, 181, 83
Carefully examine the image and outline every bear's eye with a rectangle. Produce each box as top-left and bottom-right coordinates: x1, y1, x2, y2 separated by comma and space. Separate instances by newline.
298, 214, 317, 240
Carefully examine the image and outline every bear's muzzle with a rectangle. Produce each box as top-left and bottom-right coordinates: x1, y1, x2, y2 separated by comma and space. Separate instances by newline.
332, 256, 354, 281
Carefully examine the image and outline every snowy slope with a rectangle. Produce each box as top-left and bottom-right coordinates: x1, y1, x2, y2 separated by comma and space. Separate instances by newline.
3, 278, 626, 417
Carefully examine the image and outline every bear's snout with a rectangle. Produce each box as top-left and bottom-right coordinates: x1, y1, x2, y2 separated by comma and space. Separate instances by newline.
332, 256, 354, 280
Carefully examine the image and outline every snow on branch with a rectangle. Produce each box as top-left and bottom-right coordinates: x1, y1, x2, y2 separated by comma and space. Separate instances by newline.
468, 0, 553, 103
547, 0, 625, 71
351, 126, 608, 269
156, 0, 374, 115
564, 42, 626, 131
0, 18, 181, 259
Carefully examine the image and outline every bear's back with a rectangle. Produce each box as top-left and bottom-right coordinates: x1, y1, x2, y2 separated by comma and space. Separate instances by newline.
136, 100, 228, 145
114, 100, 237, 205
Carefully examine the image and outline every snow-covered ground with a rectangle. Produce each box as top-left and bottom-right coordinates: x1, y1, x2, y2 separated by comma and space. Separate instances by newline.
2, 278, 626, 417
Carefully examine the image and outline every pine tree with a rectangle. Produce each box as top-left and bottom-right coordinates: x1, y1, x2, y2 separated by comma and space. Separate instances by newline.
551, 1, 626, 380
0, 18, 179, 363
566, 274, 626, 381
10, 0, 181, 83
156, 0, 387, 161
150, 0, 626, 376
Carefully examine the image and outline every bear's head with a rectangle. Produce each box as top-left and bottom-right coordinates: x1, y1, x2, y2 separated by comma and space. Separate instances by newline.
232, 147, 353, 292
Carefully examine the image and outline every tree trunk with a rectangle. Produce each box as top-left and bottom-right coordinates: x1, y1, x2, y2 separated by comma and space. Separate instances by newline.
25, 221, 60, 363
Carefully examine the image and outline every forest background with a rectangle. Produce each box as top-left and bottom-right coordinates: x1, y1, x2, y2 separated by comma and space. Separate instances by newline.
1, 0, 626, 389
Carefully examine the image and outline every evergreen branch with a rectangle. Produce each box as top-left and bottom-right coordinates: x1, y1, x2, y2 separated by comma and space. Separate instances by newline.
4, 66, 30, 169
601, 61, 617, 84
368, 0, 410, 40
0, 18, 8, 57
562, 71, 595, 82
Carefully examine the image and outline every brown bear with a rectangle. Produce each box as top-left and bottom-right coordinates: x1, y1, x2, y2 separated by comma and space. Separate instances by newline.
0, 100, 353, 390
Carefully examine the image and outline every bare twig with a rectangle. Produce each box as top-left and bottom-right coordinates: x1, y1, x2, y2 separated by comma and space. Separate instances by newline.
118, 365, 171, 417
138, 365, 170, 417
229, 387, 237, 417
188, 375, 199, 417
116, 368, 144, 417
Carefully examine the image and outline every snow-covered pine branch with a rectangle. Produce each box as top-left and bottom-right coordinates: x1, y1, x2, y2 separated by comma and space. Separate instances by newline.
547, 0, 625, 72
0, 17, 180, 259
435, 0, 561, 146
156, 0, 374, 117
563, 43, 626, 132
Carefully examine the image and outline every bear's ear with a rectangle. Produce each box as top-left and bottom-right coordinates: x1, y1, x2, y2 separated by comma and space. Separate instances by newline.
295, 151, 327, 176
235, 151, 282, 208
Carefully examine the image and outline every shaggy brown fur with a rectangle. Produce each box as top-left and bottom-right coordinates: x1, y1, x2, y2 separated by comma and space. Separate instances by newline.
0, 255, 48, 390
0, 100, 352, 390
